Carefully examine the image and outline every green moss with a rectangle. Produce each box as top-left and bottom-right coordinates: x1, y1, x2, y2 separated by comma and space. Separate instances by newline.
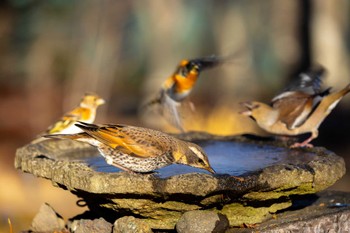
143, 217, 179, 230
100, 198, 200, 229
220, 201, 292, 226
200, 194, 225, 205
107, 198, 199, 212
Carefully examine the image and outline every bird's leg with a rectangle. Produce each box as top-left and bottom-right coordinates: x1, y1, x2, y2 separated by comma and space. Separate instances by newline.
105, 157, 136, 173
290, 131, 318, 148
112, 163, 138, 174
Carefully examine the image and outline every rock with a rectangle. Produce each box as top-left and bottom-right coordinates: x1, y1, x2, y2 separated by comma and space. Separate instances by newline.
15, 133, 346, 229
30, 203, 66, 232
176, 210, 229, 233
226, 190, 350, 233
69, 217, 112, 233
221, 202, 292, 227
113, 216, 153, 233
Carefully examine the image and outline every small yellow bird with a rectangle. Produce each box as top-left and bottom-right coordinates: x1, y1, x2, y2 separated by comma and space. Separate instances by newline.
241, 66, 350, 148
144, 56, 223, 132
31, 93, 105, 143
45, 122, 215, 174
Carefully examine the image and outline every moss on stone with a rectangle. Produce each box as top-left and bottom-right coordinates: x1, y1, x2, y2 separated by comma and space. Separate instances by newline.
220, 201, 292, 226
244, 183, 315, 200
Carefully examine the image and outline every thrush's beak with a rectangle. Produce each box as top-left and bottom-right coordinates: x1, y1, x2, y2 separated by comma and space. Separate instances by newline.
206, 166, 216, 174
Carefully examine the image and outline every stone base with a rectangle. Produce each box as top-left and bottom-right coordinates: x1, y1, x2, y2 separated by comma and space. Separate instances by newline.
228, 190, 350, 232
22, 191, 350, 232
15, 133, 346, 229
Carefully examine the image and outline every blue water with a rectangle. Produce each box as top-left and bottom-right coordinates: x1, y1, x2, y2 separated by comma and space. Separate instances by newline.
84, 141, 315, 178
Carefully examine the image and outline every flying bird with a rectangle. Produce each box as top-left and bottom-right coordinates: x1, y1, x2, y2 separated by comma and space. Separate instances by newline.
143, 56, 224, 132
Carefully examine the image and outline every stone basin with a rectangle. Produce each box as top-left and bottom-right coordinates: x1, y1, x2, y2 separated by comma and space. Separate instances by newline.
15, 133, 345, 229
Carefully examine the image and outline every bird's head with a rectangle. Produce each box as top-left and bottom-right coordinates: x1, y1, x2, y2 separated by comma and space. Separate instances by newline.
80, 93, 105, 108
175, 59, 200, 79
240, 101, 277, 126
177, 56, 221, 77
175, 141, 215, 174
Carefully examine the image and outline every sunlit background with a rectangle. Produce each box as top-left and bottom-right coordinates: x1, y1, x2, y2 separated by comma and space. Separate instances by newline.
1, 0, 350, 231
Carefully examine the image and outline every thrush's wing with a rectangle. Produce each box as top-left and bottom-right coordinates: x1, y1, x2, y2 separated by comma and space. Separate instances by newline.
76, 122, 165, 158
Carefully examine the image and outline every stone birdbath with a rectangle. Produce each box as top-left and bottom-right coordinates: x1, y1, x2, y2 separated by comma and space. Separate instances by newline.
15, 132, 346, 231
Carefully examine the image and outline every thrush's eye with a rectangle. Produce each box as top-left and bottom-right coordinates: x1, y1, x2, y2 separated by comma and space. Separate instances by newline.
197, 158, 206, 165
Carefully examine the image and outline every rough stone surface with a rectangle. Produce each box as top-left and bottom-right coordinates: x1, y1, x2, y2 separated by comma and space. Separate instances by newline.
69, 217, 112, 233
113, 216, 153, 233
176, 210, 229, 233
227, 190, 350, 232
15, 133, 346, 229
30, 203, 66, 232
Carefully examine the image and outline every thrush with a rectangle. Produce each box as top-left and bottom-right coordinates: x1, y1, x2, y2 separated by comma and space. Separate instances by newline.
143, 56, 223, 132
31, 93, 105, 143
241, 66, 350, 148
45, 122, 215, 173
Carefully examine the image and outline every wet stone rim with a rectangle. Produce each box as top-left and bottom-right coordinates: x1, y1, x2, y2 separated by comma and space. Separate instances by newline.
15, 132, 345, 198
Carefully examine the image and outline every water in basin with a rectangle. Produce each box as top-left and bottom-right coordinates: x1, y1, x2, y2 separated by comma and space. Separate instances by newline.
85, 140, 316, 177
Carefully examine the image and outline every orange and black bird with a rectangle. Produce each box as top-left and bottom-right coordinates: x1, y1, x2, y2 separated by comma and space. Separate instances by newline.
144, 56, 224, 132
241, 66, 350, 148
45, 122, 215, 174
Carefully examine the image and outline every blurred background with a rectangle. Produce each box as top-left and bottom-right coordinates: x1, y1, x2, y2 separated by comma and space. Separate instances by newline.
1, 0, 350, 231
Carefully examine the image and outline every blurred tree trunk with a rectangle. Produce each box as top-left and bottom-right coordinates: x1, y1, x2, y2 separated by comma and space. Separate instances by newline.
65, 1, 131, 121
311, 0, 350, 88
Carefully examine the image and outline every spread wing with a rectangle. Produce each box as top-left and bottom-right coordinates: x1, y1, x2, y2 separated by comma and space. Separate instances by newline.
274, 65, 326, 99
